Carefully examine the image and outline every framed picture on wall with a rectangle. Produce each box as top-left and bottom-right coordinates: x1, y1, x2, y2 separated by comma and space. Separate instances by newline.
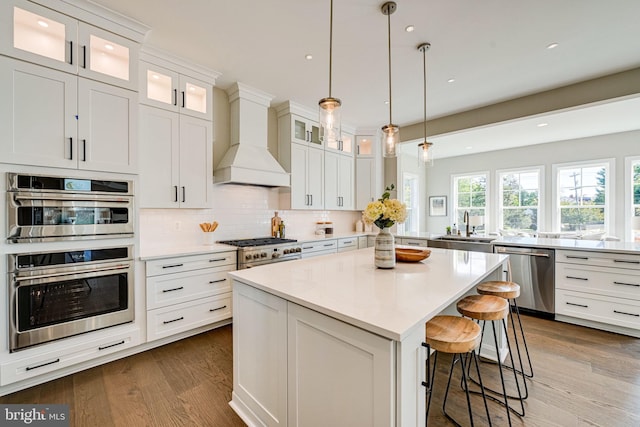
429, 196, 447, 216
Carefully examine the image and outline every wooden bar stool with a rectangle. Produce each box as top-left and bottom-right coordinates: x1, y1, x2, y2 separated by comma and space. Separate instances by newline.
477, 281, 533, 380
457, 295, 525, 426
424, 315, 492, 426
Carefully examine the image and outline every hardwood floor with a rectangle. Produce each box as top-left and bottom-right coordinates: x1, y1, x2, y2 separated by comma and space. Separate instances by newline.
1, 316, 639, 426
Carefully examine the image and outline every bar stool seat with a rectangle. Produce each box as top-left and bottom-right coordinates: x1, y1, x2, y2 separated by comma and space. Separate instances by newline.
456, 294, 524, 426
424, 315, 492, 426
477, 281, 520, 300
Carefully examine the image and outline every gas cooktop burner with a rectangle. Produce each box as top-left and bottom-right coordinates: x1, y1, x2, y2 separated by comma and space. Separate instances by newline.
218, 237, 298, 247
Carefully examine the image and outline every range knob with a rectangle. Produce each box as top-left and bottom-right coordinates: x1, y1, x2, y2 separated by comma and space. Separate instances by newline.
272, 252, 280, 258
253, 253, 260, 259
295, 247, 302, 252
260, 252, 267, 258
284, 249, 290, 254
245, 254, 252, 260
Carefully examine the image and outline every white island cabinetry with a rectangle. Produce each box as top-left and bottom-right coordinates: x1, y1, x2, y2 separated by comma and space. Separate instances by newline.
230, 248, 508, 426
555, 249, 640, 337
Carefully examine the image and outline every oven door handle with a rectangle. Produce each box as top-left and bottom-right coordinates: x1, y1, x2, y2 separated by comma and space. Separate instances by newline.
13, 263, 131, 284
13, 194, 132, 203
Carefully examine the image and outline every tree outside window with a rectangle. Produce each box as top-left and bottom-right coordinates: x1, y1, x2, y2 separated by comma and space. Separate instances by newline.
453, 174, 487, 233
499, 170, 540, 233
633, 161, 640, 217
556, 163, 608, 233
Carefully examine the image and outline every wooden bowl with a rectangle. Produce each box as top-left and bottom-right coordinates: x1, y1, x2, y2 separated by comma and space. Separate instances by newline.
395, 247, 431, 262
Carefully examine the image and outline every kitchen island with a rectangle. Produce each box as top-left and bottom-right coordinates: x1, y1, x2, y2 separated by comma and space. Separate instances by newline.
228, 247, 508, 427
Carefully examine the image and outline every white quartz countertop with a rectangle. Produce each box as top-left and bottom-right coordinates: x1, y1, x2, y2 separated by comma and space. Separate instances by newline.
139, 243, 236, 261
229, 247, 507, 341
492, 236, 640, 254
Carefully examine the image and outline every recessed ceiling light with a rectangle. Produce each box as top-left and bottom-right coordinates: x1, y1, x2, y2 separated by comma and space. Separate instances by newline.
305, 54, 313, 60
447, 78, 456, 83
37, 20, 48, 28
537, 123, 548, 127
104, 44, 114, 51
546, 42, 559, 50
405, 25, 414, 32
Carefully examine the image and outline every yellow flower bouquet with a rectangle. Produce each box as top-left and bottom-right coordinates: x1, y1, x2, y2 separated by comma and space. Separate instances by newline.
363, 184, 407, 230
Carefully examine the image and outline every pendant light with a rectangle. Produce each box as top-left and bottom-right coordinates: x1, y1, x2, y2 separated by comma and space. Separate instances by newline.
381, 1, 399, 158
319, 0, 342, 148
417, 42, 434, 167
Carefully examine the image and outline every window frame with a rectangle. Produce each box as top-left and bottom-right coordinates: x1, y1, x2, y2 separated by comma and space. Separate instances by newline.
625, 155, 640, 241
495, 166, 544, 234
552, 158, 614, 235
451, 171, 490, 233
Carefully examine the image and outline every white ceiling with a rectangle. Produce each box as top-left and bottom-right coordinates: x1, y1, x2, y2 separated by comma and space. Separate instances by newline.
92, 0, 640, 153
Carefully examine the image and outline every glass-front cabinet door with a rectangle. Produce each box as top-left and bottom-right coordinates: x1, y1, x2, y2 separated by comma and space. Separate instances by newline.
78, 22, 138, 91
178, 75, 212, 120
1, 0, 78, 74
356, 135, 375, 157
291, 115, 322, 147
140, 61, 180, 111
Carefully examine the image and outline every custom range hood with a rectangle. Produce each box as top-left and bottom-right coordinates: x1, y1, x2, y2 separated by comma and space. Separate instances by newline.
214, 83, 290, 187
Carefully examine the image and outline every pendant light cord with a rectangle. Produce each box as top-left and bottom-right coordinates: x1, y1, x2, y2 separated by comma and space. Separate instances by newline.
387, 9, 393, 124
329, 0, 334, 97
422, 46, 427, 141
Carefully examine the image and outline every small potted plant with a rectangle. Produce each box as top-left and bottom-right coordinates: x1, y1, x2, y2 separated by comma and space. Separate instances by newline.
446, 226, 452, 235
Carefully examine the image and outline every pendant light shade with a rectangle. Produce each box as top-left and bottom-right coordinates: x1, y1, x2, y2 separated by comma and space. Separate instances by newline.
418, 42, 434, 167
319, 0, 341, 147
381, 1, 399, 158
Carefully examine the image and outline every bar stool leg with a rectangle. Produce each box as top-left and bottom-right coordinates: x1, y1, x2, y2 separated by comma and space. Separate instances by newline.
510, 299, 534, 378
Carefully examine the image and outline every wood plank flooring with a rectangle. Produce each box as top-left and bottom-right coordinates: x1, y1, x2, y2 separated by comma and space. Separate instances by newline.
1, 315, 639, 426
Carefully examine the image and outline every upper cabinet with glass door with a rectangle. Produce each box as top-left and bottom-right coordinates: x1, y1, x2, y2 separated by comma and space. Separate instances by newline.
1, 0, 138, 91
291, 114, 322, 147
325, 130, 354, 156
356, 135, 376, 157
140, 58, 213, 120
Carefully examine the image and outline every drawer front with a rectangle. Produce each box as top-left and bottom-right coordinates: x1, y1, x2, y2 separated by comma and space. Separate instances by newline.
147, 294, 232, 342
147, 266, 233, 310
338, 238, 357, 251
300, 239, 337, 254
556, 264, 640, 300
556, 290, 640, 330
146, 251, 236, 277
1, 328, 140, 386
399, 238, 429, 248
557, 250, 640, 270
357, 236, 368, 249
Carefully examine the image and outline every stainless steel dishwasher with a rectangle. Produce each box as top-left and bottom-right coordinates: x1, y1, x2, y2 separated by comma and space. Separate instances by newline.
493, 245, 555, 319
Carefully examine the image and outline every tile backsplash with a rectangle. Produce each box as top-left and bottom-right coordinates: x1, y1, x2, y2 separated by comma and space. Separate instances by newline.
140, 184, 363, 251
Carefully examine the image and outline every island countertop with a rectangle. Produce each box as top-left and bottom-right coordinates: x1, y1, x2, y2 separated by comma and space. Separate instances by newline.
229, 247, 507, 341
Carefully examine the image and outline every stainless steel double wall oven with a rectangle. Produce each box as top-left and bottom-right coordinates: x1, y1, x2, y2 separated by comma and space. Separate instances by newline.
6, 173, 135, 352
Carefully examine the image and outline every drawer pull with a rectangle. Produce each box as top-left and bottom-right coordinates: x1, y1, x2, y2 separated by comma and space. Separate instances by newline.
613, 281, 640, 287
342, 240, 353, 244
407, 242, 421, 246
209, 258, 227, 263
302, 246, 313, 250
566, 276, 588, 281
323, 243, 334, 247
162, 286, 184, 293
566, 255, 589, 260
26, 358, 60, 371
163, 316, 184, 325
613, 259, 640, 265
209, 305, 228, 312
162, 263, 184, 269
613, 310, 640, 317
99, 340, 125, 351
209, 278, 227, 284
566, 302, 588, 308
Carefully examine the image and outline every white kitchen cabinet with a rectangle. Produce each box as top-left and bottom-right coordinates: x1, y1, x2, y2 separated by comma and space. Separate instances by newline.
337, 237, 358, 252
1, 0, 138, 91
325, 151, 354, 210
356, 157, 376, 210
139, 105, 212, 208
300, 239, 337, 258
358, 236, 368, 249
289, 114, 322, 147
0, 56, 136, 173
288, 143, 324, 210
397, 237, 429, 248
356, 135, 375, 157
139, 60, 212, 120
231, 282, 393, 427
145, 251, 236, 342
555, 249, 640, 337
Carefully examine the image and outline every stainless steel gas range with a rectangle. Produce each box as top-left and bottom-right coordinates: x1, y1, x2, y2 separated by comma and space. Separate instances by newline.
218, 237, 302, 269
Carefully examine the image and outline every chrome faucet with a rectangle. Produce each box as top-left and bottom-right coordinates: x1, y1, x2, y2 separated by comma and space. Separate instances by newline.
463, 211, 470, 237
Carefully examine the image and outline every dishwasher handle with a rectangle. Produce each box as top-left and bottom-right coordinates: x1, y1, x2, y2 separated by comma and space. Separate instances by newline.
495, 247, 551, 258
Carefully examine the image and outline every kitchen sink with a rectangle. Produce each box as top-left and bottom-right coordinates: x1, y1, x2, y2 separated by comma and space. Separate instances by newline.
427, 235, 495, 253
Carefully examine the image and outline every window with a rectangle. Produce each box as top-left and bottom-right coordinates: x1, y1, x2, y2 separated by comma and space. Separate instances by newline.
553, 160, 612, 234
453, 173, 488, 233
401, 172, 419, 234
627, 157, 640, 241
498, 168, 542, 233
